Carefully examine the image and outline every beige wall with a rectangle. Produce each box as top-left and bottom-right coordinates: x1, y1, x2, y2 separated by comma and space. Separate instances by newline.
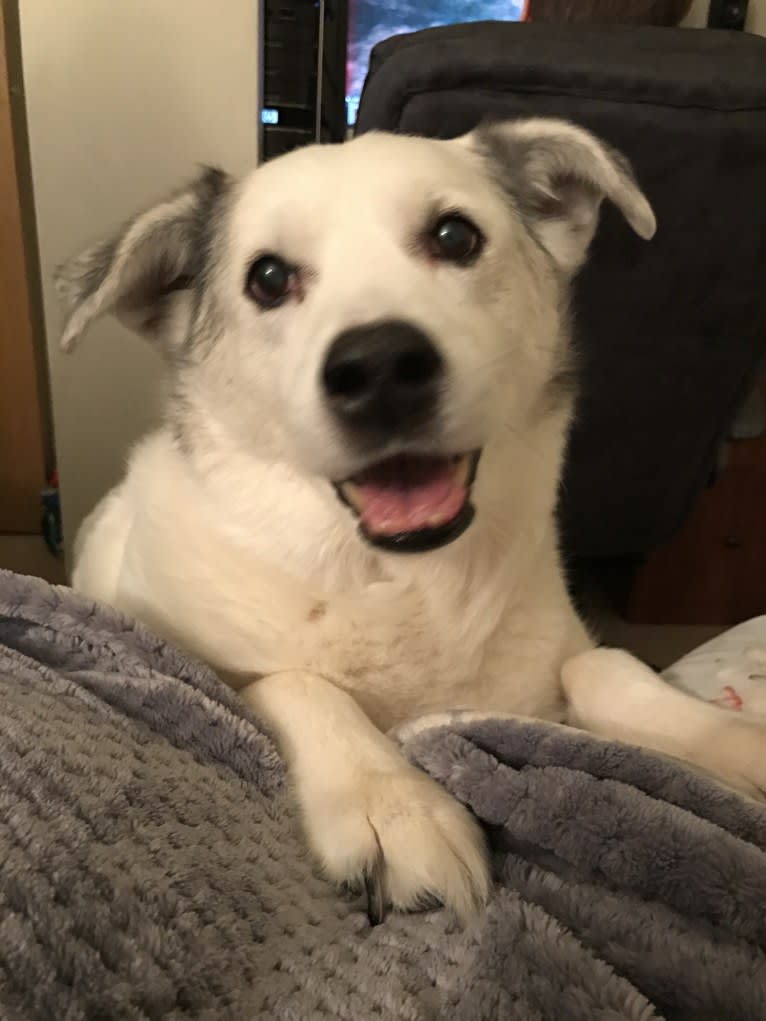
20, 1, 259, 560
683, 0, 766, 32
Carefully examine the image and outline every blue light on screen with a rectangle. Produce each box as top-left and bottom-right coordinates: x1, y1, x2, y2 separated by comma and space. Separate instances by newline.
261, 108, 280, 126
346, 1, 527, 126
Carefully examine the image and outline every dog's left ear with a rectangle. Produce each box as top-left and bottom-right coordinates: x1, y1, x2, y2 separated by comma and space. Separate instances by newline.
55, 166, 232, 352
472, 118, 656, 273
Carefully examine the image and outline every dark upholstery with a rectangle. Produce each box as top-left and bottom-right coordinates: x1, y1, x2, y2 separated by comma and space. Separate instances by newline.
355, 23, 766, 558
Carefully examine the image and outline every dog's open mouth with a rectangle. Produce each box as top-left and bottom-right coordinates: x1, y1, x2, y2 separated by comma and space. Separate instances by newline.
335, 451, 480, 553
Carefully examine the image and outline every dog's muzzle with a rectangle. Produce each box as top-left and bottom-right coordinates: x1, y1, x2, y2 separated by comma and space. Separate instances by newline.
334, 451, 480, 553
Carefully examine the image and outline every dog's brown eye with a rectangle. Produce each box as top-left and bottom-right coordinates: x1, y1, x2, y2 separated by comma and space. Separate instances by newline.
429, 215, 483, 264
246, 255, 293, 308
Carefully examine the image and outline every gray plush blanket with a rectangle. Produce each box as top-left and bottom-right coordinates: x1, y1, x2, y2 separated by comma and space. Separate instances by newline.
1, 569, 765, 1020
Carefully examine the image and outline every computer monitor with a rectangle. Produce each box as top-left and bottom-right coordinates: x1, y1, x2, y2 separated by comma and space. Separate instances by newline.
346, 1, 529, 126
260, 0, 529, 162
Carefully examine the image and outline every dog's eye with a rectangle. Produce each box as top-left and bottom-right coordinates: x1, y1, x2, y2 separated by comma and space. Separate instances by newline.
429, 214, 483, 264
245, 255, 293, 308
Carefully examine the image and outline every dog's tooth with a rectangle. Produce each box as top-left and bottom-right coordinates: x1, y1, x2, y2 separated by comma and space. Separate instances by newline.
453, 455, 470, 488
341, 481, 363, 511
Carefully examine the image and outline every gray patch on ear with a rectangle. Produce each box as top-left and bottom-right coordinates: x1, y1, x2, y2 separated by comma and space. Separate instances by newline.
542, 352, 579, 418
475, 119, 655, 274
182, 169, 237, 361
166, 383, 197, 456
56, 165, 232, 352
64, 236, 120, 306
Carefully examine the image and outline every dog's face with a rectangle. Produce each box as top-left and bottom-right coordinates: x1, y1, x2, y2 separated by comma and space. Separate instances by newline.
57, 120, 654, 553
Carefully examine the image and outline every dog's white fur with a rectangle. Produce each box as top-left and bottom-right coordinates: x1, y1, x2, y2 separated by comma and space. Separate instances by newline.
59, 121, 766, 919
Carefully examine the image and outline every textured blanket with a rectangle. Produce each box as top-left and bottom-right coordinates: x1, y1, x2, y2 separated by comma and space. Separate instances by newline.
1, 568, 765, 1020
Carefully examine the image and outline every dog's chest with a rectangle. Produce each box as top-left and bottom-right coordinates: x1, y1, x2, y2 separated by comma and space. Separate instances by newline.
193, 563, 496, 727
78, 440, 575, 732
103, 518, 567, 731
244, 572, 570, 731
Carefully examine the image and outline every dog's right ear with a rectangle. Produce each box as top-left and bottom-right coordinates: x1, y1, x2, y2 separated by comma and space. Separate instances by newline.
55, 166, 232, 351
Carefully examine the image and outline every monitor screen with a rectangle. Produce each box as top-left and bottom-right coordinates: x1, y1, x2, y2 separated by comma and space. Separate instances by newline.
346, 2, 529, 127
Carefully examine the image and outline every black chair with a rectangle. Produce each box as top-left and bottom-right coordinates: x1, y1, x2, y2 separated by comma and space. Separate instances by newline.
356, 22, 766, 562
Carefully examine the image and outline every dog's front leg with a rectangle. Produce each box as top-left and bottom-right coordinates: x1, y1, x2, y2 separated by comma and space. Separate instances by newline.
241, 670, 490, 923
562, 648, 766, 798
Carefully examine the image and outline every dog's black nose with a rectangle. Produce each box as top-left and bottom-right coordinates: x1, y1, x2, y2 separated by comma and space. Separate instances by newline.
322, 320, 443, 436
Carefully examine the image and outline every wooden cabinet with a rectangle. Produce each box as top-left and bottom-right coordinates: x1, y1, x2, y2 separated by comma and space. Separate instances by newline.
0, 0, 50, 534
627, 395, 766, 626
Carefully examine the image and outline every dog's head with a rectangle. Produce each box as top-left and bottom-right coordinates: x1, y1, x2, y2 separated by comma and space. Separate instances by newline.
57, 119, 654, 554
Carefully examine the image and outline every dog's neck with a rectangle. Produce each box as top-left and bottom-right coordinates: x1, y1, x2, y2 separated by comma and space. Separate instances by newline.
172, 398, 571, 642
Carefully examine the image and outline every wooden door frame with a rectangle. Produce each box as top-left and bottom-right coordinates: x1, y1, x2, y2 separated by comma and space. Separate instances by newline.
0, 0, 51, 534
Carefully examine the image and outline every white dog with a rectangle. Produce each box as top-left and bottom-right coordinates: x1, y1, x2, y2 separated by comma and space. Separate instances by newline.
57, 119, 766, 923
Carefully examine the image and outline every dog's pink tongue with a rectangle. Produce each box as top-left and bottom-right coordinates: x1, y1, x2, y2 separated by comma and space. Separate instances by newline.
355, 457, 466, 536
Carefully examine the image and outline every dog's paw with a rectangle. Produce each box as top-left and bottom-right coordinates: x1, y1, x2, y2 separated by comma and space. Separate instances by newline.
562, 647, 766, 800
299, 764, 490, 924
